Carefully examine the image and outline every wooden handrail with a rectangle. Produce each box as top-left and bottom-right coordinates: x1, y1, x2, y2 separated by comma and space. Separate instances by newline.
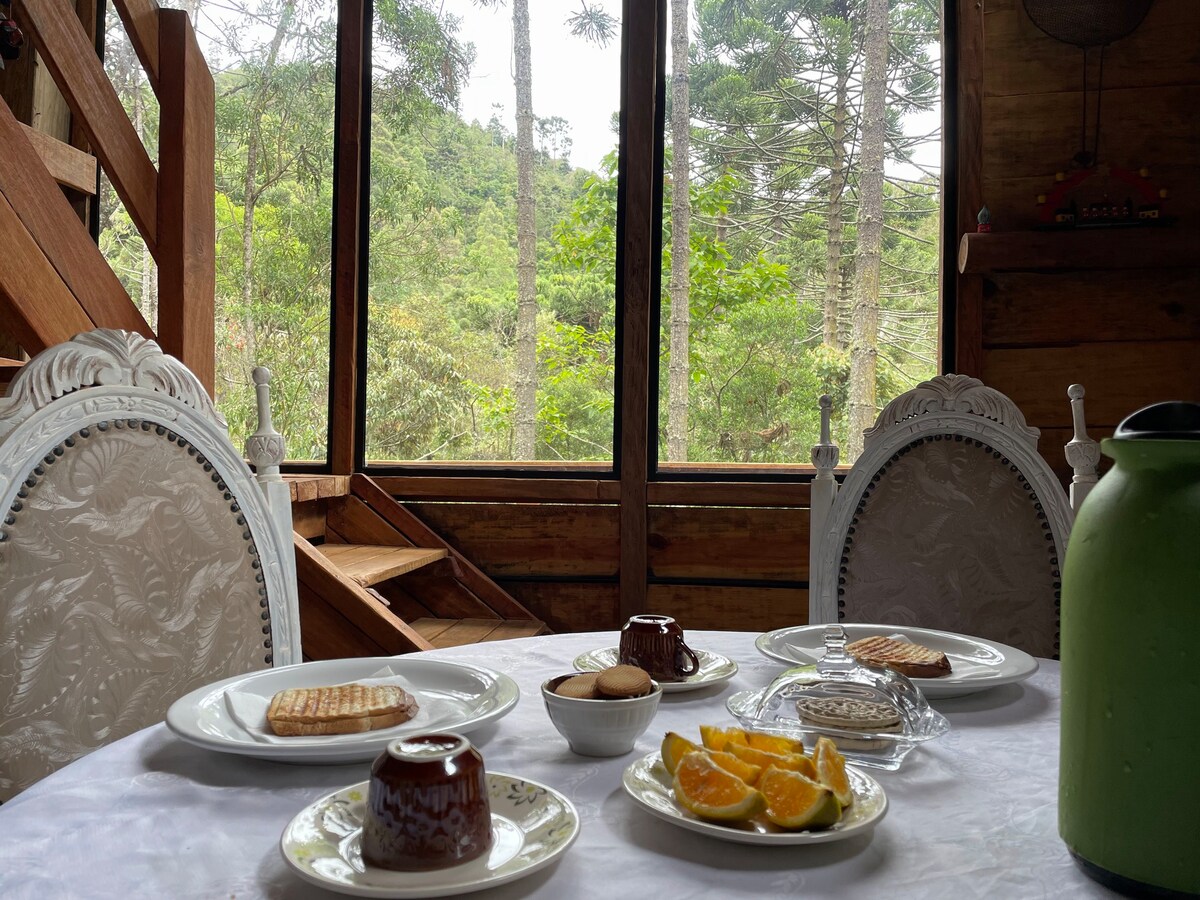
16, 0, 159, 255
111, 0, 161, 93
0, 192, 94, 353
0, 102, 149, 338
17, 124, 98, 195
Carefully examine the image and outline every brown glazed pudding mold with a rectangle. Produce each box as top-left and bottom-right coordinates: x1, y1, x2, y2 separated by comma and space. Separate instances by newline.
618, 614, 700, 682
361, 733, 493, 871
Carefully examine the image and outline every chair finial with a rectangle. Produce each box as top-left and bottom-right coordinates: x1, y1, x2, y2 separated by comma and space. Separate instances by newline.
246, 367, 285, 479
811, 394, 839, 477
1064, 383, 1100, 511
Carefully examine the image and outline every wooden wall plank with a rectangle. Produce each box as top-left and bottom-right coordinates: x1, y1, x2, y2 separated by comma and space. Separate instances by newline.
502, 581, 620, 634
111, 0, 161, 92
982, 86, 1200, 178
647, 584, 808, 633
0, 103, 148, 336
329, 0, 366, 474
411, 502, 620, 577
0, 190, 94, 353
983, 270, 1200, 346
983, 0, 1200, 98
17, 0, 159, 252
648, 507, 807, 581
616, 0, 661, 621
156, 9, 215, 392
982, 342, 1200, 428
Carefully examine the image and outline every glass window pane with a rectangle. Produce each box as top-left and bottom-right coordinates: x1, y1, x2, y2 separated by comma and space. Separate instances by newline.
365, 1, 620, 464
659, 0, 943, 468
100, 1, 336, 462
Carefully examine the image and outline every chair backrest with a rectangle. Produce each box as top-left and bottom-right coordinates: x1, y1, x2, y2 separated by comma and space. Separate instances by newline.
809, 375, 1078, 659
0, 330, 299, 800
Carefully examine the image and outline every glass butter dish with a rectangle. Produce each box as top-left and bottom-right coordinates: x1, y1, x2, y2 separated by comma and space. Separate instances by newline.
727, 625, 949, 770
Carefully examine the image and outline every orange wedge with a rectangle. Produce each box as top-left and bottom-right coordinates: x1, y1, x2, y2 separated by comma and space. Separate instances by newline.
661, 732, 703, 775
707, 750, 762, 785
757, 765, 842, 830
746, 732, 804, 755
673, 751, 766, 822
699, 725, 749, 752
812, 736, 854, 807
725, 742, 818, 782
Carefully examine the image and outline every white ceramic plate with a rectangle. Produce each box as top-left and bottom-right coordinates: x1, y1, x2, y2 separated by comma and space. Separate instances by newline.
571, 647, 739, 693
166, 657, 519, 763
755, 624, 1039, 699
281, 773, 579, 898
622, 751, 886, 845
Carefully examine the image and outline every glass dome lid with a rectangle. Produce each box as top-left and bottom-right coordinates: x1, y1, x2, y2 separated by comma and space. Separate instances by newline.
727, 625, 950, 770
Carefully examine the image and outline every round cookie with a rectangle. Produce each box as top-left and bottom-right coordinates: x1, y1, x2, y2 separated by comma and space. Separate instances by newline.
596, 664, 653, 699
556, 673, 602, 699
796, 697, 902, 733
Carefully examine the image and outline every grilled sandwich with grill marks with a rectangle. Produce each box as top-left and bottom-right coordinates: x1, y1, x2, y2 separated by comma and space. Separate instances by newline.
846, 635, 952, 678
266, 684, 418, 736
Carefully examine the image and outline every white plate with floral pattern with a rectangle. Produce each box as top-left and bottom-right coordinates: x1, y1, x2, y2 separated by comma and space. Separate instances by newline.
281, 773, 580, 898
572, 647, 738, 693
622, 751, 887, 845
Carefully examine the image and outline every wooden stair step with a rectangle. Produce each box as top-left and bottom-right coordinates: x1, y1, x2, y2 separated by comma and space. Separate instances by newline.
410, 617, 551, 649
316, 543, 448, 587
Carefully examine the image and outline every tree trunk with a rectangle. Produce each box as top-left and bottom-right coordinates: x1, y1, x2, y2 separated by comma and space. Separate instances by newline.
241, 1, 295, 362
512, 0, 538, 459
822, 59, 849, 349
846, 0, 887, 460
666, 0, 690, 462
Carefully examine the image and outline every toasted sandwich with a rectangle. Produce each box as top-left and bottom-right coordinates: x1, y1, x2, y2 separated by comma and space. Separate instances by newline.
266, 683, 418, 736
846, 635, 952, 678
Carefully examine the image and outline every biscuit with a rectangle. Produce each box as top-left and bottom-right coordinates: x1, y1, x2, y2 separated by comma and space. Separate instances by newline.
555, 673, 602, 699
796, 697, 902, 732
596, 664, 653, 698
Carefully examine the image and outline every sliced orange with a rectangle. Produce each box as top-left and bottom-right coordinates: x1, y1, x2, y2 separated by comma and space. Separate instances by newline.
812, 736, 854, 807
699, 725, 749, 752
757, 765, 843, 830
707, 750, 762, 785
746, 732, 804, 755
725, 743, 818, 782
661, 732, 703, 775
673, 751, 766, 822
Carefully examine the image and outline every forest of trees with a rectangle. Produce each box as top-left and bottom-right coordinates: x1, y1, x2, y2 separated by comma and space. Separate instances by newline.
99, 0, 941, 465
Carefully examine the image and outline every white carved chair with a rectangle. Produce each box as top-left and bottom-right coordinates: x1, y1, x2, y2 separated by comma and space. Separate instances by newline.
808, 375, 1098, 660
0, 330, 299, 800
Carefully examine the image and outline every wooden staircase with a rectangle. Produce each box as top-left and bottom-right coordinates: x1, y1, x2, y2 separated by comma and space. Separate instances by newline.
289, 473, 550, 658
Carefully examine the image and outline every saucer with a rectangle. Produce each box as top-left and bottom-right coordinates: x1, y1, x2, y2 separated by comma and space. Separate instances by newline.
280, 773, 579, 897
572, 648, 738, 693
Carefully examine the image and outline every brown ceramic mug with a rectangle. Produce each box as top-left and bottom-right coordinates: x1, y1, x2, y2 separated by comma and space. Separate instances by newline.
618, 614, 700, 682
361, 733, 493, 871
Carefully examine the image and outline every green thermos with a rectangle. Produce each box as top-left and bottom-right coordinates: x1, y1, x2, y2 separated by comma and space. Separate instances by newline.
1059, 402, 1200, 896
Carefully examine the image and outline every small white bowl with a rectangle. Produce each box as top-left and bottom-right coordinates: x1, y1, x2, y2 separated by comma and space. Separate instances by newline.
541, 675, 662, 757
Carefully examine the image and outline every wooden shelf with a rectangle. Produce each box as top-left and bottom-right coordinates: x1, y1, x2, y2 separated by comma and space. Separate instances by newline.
958, 228, 1199, 274
410, 617, 551, 648
316, 543, 448, 587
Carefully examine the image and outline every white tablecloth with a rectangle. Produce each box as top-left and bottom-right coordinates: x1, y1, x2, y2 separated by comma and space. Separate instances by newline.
0, 631, 1118, 899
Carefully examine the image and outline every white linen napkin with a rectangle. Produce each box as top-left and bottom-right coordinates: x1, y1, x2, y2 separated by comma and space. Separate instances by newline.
224, 667, 471, 744
786, 633, 995, 680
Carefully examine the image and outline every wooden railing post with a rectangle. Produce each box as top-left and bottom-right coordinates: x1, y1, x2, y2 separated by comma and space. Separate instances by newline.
156, 8, 215, 393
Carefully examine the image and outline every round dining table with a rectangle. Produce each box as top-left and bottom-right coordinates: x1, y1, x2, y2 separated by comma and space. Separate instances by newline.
0, 630, 1119, 899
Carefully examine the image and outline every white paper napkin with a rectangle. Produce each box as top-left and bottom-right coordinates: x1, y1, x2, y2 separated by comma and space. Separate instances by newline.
224, 667, 472, 744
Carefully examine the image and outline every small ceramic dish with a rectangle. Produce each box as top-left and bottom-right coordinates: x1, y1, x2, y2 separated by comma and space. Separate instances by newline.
541, 675, 662, 757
